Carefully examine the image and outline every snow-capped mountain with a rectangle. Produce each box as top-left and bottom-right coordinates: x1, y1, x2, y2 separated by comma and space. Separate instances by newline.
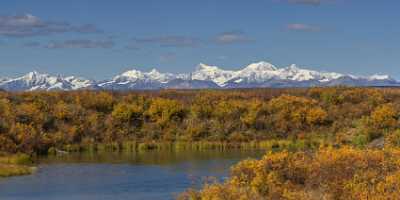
64, 76, 94, 90
192, 62, 346, 85
111, 69, 174, 83
191, 63, 237, 86
190, 62, 349, 87
0, 71, 93, 91
98, 68, 179, 90
276, 64, 344, 82
0, 61, 398, 91
367, 74, 394, 81
233, 62, 279, 83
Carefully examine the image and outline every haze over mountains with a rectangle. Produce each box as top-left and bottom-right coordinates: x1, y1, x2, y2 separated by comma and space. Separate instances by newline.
0, 61, 398, 91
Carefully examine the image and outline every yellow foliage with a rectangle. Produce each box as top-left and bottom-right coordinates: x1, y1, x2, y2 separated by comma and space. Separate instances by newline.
180, 147, 400, 200
112, 103, 143, 124
306, 107, 328, 126
147, 98, 186, 125
268, 95, 328, 132
54, 101, 72, 121
370, 103, 398, 129
1, 88, 400, 153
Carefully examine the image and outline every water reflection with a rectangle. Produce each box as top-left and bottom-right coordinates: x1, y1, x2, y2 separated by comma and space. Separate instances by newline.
0, 150, 264, 200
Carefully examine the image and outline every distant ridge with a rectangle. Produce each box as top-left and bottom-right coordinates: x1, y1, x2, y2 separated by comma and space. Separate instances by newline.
1, 61, 398, 91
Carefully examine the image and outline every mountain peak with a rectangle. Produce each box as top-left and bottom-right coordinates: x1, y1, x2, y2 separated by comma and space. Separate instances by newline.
196, 63, 221, 71
21, 71, 50, 82
0, 61, 398, 91
145, 68, 175, 83
287, 64, 300, 70
120, 69, 144, 77
26, 70, 42, 77
244, 61, 277, 71
193, 63, 235, 86
148, 68, 160, 74
368, 74, 393, 81
0, 70, 93, 91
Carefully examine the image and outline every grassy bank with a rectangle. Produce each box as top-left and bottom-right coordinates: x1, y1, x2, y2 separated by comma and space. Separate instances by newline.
0, 154, 35, 177
0, 138, 329, 177
54, 139, 327, 154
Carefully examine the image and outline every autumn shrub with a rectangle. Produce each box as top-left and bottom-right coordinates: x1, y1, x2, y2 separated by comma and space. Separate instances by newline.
179, 147, 400, 200
386, 129, 400, 147
351, 134, 368, 148
370, 103, 398, 130
0, 88, 398, 154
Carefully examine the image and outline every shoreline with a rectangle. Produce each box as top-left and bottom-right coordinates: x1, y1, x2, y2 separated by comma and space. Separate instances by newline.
0, 164, 36, 178
0, 154, 36, 178
55, 139, 325, 154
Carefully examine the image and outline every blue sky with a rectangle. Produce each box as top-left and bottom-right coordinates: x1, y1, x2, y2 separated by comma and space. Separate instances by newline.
0, 0, 399, 79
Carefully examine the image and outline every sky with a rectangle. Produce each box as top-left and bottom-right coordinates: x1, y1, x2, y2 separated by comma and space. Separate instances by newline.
0, 0, 399, 80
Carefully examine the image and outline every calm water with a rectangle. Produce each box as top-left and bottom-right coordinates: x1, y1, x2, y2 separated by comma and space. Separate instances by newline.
0, 150, 264, 200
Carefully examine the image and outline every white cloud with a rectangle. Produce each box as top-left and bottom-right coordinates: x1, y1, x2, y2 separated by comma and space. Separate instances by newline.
213, 31, 253, 45
45, 39, 114, 49
287, 23, 321, 32
133, 36, 200, 48
0, 14, 101, 37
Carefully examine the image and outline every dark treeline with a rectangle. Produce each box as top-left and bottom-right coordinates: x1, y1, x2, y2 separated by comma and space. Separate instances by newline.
0, 87, 399, 154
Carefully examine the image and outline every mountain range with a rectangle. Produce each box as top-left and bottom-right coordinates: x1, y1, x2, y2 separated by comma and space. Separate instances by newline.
1, 61, 399, 91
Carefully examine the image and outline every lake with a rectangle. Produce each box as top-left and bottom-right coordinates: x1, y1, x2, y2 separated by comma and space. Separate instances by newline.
0, 150, 264, 200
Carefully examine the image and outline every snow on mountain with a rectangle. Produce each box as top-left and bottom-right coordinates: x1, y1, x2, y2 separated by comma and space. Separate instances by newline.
233, 62, 279, 83
192, 61, 398, 88
116, 69, 145, 82
244, 61, 278, 71
276, 64, 344, 82
113, 68, 176, 83
191, 63, 237, 86
98, 68, 178, 90
0, 71, 93, 91
146, 69, 177, 83
367, 74, 393, 81
192, 62, 347, 86
64, 76, 94, 90
0, 61, 397, 91
324, 75, 399, 87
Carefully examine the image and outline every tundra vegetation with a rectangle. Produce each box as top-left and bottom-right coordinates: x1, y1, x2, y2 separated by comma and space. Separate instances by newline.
178, 147, 400, 200
0, 87, 399, 193
0, 153, 34, 177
